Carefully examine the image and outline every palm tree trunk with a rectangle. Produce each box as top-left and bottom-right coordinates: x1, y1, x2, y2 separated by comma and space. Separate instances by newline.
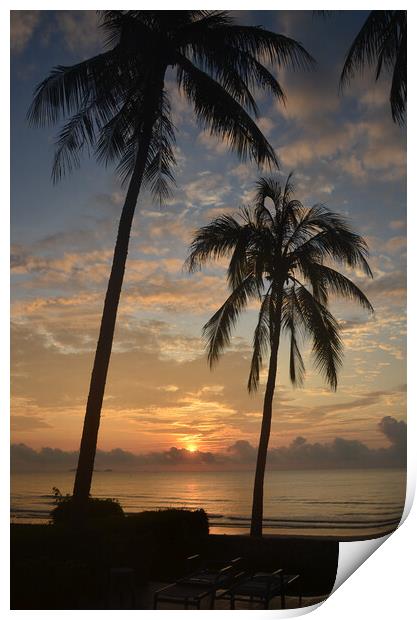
72, 72, 165, 521
250, 302, 282, 538
71, 132, 152, 520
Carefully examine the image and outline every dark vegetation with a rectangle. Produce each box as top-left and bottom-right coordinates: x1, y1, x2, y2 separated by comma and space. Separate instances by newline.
340, 10, 407, 125
50, 487, 125, 524
11, 501, 337, 610
11, 508, 209, 609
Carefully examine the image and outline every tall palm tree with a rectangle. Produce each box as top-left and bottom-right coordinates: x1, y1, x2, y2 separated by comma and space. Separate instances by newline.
27, 11, 313, 519
186, 174, 374, 537
340, 10, 406, 125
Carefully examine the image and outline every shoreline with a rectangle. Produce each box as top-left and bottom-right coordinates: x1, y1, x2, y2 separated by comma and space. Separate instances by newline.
209, 529, 398, 542
10, 521, 397, 543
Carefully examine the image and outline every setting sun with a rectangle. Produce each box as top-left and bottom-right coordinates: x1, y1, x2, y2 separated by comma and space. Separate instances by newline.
187, 444, 198, 453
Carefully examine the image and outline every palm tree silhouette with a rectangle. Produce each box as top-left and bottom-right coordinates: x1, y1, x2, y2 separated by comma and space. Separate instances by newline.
186, 174, 374, 537
27, 11, 313, 519
340, 10, 406, 125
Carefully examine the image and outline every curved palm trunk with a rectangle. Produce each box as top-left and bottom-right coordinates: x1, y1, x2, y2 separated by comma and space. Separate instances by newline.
71, 132, 152, 520
250, 300, 282, 538
72, 73, 165, 522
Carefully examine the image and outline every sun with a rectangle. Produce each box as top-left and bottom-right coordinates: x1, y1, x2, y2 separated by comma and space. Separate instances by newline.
187, 444, 197, 453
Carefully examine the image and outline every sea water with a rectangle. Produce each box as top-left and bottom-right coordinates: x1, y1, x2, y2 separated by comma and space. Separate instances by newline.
11, 468, 406, 539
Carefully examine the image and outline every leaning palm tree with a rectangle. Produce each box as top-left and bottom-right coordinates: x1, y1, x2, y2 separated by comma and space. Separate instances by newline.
340, 10, 406, 125
27, 11, 313, 519
186, 174, 374, 537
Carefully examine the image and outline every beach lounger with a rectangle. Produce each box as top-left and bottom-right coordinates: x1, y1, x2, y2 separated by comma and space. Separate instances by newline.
153, 564, 234, 609
218, 569, 300, 609
180, 556, 244, 587
153, 581, 214, 609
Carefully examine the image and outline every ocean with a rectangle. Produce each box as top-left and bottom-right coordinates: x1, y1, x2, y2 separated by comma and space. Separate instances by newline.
11, 468, 406, 539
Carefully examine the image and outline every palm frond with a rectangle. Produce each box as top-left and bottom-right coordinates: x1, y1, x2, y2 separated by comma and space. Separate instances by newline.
210, 25, 315, 70
185, 214, 243, 272
286, 204, 373, 277
27, 50, 121, 127
340, 11, 391, 87
99, 11, 156, 52
281, 287, 305, 387
254, 176, 282, 213
340, 10, 406, 125
235, 205, 275, 285
183, 35, 287, 110
184, 44, 261, 116
176, 54, 279, 167
292, 280, 343, 391
227, 226, 253, 290
51, 104, 96, 183
283, 171, 296, 203
176, 10, 234, 41
254, 197, 274, 228
189, 173, 373, 395
282, 199, 304, 241
203, 275, 259, 367
289, 328, 305, 388
297, 262, 374, 312
390, 20, 407, 125
96, 105, 135, 170
248, 288, 272, 393
142, 91, 177, 202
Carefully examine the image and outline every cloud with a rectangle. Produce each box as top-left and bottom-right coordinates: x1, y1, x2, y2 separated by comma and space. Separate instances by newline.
11, 416, 406, 472
362, 270, 406, 298
164, 79, 193, 127
382, 236, 406, 255
11, 11, 40, 53
378, 416, 406, 452
197, 131, 229, 155
11, 416, 52, 431
11, 247, 113, 287
11, 444, 78, 469
278, 118, 406, 183
257, 117, 276, 136
358, 81, 391, 110
55, 11, 103, 55
389, 220, 405, 231
182, 173, 232, 207
277, 74, 340, 122
306, 389, 398, 418
11, 243, 230, 324
227, 439, 256, 461
11, 301, 406, 454
11, 10, 104, 57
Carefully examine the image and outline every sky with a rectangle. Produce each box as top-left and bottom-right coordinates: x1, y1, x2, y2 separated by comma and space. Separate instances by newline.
10, 10, 406, 468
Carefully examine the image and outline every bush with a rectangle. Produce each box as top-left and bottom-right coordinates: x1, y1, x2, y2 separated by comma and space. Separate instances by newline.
126, 508, 209, 539
49, 487, 124, 524
11, 507, 210, 608
125, 508, 209, 579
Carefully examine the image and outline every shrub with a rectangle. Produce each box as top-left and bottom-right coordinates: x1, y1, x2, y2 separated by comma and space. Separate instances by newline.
125, 508, 209, 579
126, 508, 208, 541
11, 507, 210, 606
49, 487, 124, 524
